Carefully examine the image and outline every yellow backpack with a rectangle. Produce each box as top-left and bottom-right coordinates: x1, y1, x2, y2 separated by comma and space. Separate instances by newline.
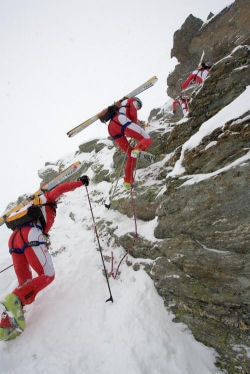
5, 196, 45, 231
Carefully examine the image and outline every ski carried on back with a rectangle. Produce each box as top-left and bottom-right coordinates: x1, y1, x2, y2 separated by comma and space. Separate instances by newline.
0, 161, 81, 227
198, 50, 205, 67
67, 76, 158, 138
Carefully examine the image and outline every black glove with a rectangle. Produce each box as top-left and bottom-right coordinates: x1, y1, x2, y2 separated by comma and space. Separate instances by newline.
78, 175, 89, 186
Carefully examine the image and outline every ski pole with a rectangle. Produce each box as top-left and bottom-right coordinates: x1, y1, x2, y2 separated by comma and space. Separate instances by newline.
0, 264, 13, 274
85, 186, 113, 303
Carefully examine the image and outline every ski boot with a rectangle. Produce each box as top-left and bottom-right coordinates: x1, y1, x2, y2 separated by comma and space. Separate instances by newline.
0, 293, 26, 341
131, 150, 155, 164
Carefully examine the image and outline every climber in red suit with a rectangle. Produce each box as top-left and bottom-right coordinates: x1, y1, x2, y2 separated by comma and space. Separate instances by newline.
173, 96, 190, 116
108, 97, 153, 189
0, 176, 89, 330
181, 62, 211, 90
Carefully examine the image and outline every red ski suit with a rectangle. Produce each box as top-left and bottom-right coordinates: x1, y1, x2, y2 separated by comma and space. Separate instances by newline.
172, 98, 189, 116
108, 98, 152, 184
9, 180, 82, 306
181, 67, 210, 90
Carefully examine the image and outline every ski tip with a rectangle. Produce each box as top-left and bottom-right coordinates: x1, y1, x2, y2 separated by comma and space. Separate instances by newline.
149, 76, 158, 84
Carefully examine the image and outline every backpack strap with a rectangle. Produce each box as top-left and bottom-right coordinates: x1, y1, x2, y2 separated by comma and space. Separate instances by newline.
32, 200, 57, 232
40, 201, 57, 231
44, 201, 57, 212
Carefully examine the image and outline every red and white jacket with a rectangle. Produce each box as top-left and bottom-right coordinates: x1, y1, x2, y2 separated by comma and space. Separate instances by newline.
117, 97, 139, 123
181, 67, 210, 90
37, 181, 82, 234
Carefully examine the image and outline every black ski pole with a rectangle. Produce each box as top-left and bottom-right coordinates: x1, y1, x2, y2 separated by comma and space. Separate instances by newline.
0, 264, 13, 274
85, 186, 114, 303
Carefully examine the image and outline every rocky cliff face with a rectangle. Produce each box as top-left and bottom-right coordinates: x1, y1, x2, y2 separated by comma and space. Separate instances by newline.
38, 1, 249, 373
167, 0, 250, 99
145, 2, 249, 372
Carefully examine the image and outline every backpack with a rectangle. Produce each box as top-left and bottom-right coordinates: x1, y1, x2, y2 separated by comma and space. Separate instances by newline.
4, 196, 56, 231
99, 104, 120, 123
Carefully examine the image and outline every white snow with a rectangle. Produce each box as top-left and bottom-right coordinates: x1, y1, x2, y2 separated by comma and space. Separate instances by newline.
180, 150, 250, 187
205, 141, 217, 150
0, 157, 222, 374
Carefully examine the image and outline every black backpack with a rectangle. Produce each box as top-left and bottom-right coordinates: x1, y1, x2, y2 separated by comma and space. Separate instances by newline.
5, 197, 56, 231
99, 104, 120, 123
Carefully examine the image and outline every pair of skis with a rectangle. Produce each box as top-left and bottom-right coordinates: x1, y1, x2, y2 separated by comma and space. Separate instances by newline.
0, 161, 82, 227
66, 76, 158, 138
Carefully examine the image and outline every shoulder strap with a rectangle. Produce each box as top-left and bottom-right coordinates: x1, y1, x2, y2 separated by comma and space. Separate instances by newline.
42, 202, 57, 213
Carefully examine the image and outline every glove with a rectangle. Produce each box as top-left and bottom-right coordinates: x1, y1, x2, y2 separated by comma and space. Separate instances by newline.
40, 181, 48, 192
78, 175, 89, 186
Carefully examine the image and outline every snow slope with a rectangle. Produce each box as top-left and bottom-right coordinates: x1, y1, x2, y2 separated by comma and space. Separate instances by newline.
0, 188, 219, 374
2, 89, 249, 373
